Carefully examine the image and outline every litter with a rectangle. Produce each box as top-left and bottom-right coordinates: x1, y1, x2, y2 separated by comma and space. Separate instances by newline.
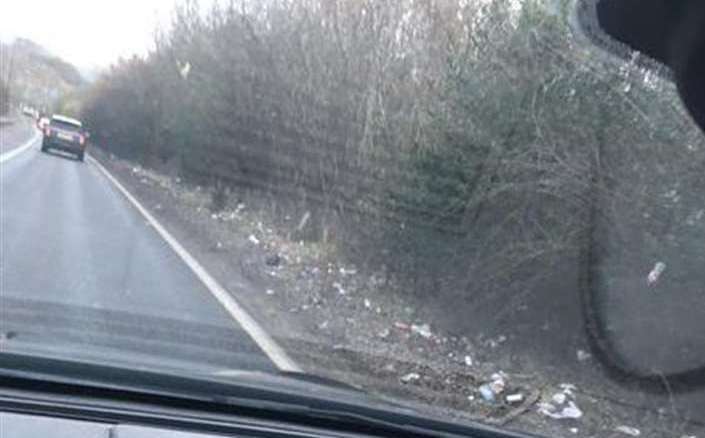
505, 393, 524, 404
378, 329, 391, 339
332, 282, 346, 295
248, 235, 260, 245
569, 428, 579, 434
538, 401, 583, 420
615, 426, 641, 436
552, 392, 567, 405
478, 384, 496, 402
400, 373, 421, 384
576, 350, 591, 361
394, 322, 410, 331
364, 299, 371, 309
464, 355, 474, 367
178, 60, 191, 79
265, 289, 275, 295
647, 262, 666, 285
487, 335, 507, 348
559, 383, 576, 396
411, 323, 432, 339
489, 372, 507, 394
339, 267, 358, 276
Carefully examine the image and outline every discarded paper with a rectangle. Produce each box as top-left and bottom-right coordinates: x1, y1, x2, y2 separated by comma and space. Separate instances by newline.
615, 425, 641, 437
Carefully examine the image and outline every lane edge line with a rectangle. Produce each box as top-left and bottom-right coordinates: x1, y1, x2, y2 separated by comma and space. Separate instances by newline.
88, 155, 302, 373
0, 130, 41, 164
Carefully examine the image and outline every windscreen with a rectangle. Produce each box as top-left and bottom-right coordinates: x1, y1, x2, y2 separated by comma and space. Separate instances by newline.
50, 119, 81, 132
1, 1, 704, 438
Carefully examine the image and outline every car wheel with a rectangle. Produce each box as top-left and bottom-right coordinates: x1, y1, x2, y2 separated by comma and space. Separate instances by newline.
41, 143, 48, 153
77, 152, 85, 162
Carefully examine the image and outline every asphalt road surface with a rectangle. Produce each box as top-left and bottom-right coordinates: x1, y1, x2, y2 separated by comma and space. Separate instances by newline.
0, 119, 34, 154
0, 126, 276, 374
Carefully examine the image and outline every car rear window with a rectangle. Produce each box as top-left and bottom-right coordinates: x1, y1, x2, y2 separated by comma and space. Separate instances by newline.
51, 120, 81, 132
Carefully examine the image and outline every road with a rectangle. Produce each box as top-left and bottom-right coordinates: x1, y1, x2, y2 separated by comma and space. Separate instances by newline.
0, 119, 33, 155
0, 125, 277, 374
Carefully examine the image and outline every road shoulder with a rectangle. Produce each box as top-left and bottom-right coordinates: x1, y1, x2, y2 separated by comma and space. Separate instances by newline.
89, 148, 703, 438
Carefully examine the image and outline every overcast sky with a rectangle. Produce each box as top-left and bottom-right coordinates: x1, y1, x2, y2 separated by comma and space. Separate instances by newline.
1, 0, 189, 69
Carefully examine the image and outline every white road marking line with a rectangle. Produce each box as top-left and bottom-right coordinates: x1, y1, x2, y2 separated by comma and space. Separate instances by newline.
88, 155, 301, 373
0, 131, 41, 164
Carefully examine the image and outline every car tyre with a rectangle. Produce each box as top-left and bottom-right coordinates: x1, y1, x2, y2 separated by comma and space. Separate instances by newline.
77, 151, 85, 162
41, 142, 48, 153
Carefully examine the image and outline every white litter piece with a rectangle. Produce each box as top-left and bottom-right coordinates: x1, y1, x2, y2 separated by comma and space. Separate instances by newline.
615, 425, 641, 436
552, 392, 567, 405
487, 334, 507, 348
248, 235, 260, 245
576, 349, 591, 361
265, 289, 275, 296
378, 329, 391, 339
364, 299, 371, 309
464, 355, 474, 367
411, 323, 432, 339
400, 373, 420, 383
332, 282, 346, 295
177, 60, 191, 79
505, 393, 524, 404
538, 401, 583, 420
559, 383, 577, 396
569, 428, 579, 434
489, 373, 507, 394
647, 262, 666, 285
339, 267, 358, 276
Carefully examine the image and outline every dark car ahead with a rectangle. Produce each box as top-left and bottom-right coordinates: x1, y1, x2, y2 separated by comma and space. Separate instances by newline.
41, 115, 88, 162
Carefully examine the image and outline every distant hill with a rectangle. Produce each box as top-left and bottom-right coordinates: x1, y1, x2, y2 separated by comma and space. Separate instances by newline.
0, 38, 85, 114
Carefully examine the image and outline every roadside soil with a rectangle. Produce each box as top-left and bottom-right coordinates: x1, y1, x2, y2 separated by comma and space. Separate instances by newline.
91, 147, 704, 438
